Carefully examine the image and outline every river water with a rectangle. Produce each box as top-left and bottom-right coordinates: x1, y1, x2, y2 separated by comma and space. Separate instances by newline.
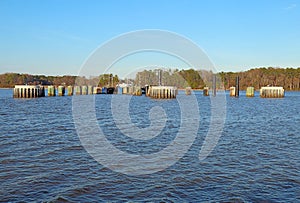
0, 89, 299, 202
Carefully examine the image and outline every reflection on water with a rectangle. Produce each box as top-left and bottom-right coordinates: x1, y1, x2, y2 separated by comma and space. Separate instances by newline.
0, 89, 299, 202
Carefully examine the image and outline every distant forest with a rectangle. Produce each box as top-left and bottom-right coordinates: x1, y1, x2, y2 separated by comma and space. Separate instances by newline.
1, 67, 300, 90
134, 67, 300, 90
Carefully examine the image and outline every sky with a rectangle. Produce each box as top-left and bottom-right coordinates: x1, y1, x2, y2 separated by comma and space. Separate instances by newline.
0, 0, 299, 77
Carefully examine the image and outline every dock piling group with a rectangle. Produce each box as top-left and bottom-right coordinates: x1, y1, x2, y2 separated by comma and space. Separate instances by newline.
260, 87, 284, 98
147, 86, 177, 99
13, 85, 45, 98
13, 84, 285, 99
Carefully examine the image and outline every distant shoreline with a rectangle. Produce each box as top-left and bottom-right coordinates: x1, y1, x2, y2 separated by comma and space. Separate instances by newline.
1, 67, 299, 91
2, 87, 299, 92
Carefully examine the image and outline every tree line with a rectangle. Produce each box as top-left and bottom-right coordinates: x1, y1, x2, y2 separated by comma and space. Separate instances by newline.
0, 73, 120, 88
0, 73, 77, 88
219, 67, 300, 90
0, 67, 299, 90
134, 67, 300, 90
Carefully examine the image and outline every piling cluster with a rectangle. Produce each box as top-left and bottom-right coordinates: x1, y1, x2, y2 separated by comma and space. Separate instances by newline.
260, 87, 284, 98
13, 85, 45, 98
227, 76, 284, 98
230, 86, 284, 98
147, 86, 177, 99
13, 82, 285, 99
13, 85, 145, 98
118, 86, 142, 95
229, 76, 240, 97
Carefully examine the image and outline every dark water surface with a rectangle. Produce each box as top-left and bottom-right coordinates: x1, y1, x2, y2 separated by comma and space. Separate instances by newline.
0, 89, 299, 202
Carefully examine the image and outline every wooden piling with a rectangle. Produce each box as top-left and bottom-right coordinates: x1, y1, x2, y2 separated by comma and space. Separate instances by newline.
128, 86, 133, 95
229, 87, 236, 97
75, 86, 81, 95
122, 87, 128, 94
88, 86, 94, 95
235, 76, 239, 97
185, 87, 191, 95
58, 86, 65, 96
203, 87, 209, 96
144, 85, 149, 96
246, 87, 254, 97
133, 86, 142, 96
81, 86, 88, 95
67, 86, 73, 96
48, 85, 56, 96
212, 74, 216, 96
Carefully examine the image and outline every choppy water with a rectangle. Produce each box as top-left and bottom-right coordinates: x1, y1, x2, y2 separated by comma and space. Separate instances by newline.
0, 89, 299, 202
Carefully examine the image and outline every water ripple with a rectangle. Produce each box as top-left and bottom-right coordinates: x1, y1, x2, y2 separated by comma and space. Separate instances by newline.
0, 90, 299, 202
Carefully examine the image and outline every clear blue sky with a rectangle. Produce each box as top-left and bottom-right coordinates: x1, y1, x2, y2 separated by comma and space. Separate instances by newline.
0, 0, 299, 76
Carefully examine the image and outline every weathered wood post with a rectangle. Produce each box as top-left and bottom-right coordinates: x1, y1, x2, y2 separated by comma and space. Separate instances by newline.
246, 87, 254, 97
88, 86, 94, 95
13, 88, 18, 98
203, 87, 209, 96
235, 76, 239, 97
144, 86, 148, 96
128, 86, 133, 95
133, 86, 142, 96
185, 87, 191, 95
82, 86, 88, 95
32, 88, 36, 97
75, 86, 81, 95
122, 86, 128, 94
67, 86, 73, 96
230, 87, 236, 97
40, 86, 45, 97
212, 74, 216, 96
58, 85, 65, 96
48, 85, 56, 96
